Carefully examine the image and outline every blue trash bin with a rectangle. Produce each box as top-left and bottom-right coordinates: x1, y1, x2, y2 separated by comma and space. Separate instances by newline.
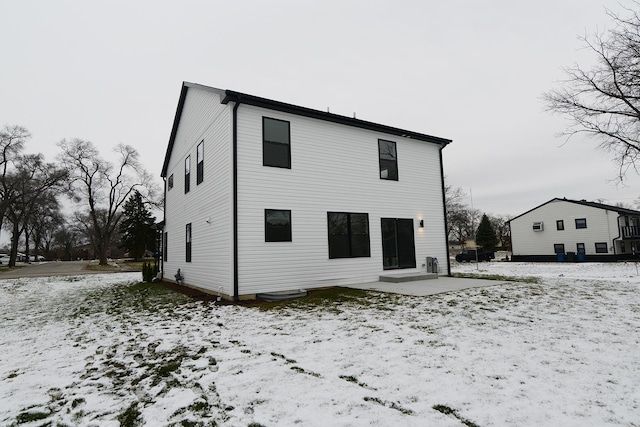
557, 253, 566, 262
577, 252, 585, 262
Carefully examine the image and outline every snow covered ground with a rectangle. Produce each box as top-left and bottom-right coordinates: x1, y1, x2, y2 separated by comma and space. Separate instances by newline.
0, 263, 639, 426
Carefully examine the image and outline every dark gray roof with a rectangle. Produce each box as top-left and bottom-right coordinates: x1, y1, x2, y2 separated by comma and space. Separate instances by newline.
161, 82, 452, 177
508, 197, 640, 222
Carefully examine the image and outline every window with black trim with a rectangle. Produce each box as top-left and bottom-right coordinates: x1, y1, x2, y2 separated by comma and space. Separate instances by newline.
378, 139, 398, 180
196, 140, 204, 185
577, 243, 585, 254
265, 209, 292, 242
595, 242, 608, 253
263, 117, 290, 168
327, 212, 370, 258
556, 220, 564, 230
163, 232, 168, 261
185, 156, 191, 194
168, 174, 174, 190
186, 223, 192, 262
554, 243, 565, 254
575, 218, 587, 229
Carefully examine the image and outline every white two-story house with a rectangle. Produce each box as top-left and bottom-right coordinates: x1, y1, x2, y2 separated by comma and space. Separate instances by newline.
509, 198, 640, 262
160, 82, 452, 300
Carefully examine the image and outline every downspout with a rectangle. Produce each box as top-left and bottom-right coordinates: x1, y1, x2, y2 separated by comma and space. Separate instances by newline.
439, 144, 452, 276
232, 100, 241, 302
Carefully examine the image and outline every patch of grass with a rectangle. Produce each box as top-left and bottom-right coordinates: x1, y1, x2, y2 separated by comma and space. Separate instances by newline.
290, 366, 321, 378
364, 397, 414, 415
433, 404, 480, 427
249, 287, 374, 310
15, 410, 50, 424
452, 272, 539, 284
118, 402, 143, 426
339, 374, 376, 390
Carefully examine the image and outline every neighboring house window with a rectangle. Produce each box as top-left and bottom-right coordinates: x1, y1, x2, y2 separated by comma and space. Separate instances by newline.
163, 232, 168, 261
185, 156, 191, 194
532, 222, 544, 231
621, 242, 626, 253
556, 220, 564, 231
575, 218, 587, 229
263, 117, 291, 168
186, 223, 192, 262
327, 212, 370, 258
554, 243, 565, 254
197, 140, 204, 185
168, 174, 174, 190
595, 242, 608, 253
378, 139, 398, 180
577, 243, 585, 254
265, 209, 292, 242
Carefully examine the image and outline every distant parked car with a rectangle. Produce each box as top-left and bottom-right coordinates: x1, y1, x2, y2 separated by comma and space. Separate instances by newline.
455, 249, 495, 262
29, 255, 46, 262
0, 254, 10, 264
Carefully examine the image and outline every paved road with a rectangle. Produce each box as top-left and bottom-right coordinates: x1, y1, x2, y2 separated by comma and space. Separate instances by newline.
0, 261, 137, 279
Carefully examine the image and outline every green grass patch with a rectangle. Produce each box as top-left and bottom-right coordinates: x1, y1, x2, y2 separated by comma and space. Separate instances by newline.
15, 410, 50, 424
118, 402, 142, 426
248, 287, 375, 310
452, 272, 539, 284
433, 404, 480, 427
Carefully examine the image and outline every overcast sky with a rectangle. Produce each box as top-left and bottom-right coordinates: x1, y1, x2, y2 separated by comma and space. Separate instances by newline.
2, 0, 638, 218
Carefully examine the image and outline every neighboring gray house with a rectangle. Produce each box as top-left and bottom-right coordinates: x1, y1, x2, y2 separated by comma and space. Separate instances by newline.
509, 198, 640, 262
160, 82, 452, 300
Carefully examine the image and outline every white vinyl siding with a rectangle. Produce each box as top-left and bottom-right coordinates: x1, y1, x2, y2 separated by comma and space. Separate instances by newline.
235, 105, 447, 295
510, 200, 619, 256
163, 87, 233, 295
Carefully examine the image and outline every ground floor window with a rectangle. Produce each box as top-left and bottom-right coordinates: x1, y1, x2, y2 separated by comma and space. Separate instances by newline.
554, 243, 565, 254
265, 209, 292, 242
595, 242, 608, 253
163, 232, 168, 261
327, 212, 370, 259
576, 243, 585, 254
186, 223, 192, 262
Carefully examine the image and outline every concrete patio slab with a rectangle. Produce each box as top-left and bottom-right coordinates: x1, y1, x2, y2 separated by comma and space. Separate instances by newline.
346, 276, 510, 296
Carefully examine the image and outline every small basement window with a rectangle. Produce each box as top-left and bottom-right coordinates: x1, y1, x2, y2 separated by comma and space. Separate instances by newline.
532, 221, 544, 231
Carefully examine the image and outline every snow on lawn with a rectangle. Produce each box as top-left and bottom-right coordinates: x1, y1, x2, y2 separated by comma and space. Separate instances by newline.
0, 264, 639, 426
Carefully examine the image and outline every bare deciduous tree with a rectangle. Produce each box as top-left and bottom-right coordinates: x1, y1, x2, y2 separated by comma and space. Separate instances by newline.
58, 139, 158, 265
544, 3, 640, 181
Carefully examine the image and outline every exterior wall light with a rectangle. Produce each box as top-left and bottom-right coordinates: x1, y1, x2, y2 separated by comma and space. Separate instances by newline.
419, 220, 424, 228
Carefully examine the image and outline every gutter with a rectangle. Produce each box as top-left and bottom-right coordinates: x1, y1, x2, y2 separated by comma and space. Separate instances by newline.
439, 143, 452, 276
232, 100, 241, 302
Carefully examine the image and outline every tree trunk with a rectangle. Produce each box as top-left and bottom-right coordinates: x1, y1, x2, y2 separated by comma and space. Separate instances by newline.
9, 221, 19, 267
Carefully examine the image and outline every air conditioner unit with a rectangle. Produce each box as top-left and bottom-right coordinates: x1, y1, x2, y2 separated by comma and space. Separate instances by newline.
532, 221, 544, 231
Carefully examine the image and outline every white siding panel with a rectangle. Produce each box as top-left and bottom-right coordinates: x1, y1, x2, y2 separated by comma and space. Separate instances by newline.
236, 105, 447, 295
163, 87, 233, 295
511, 200, 620, 256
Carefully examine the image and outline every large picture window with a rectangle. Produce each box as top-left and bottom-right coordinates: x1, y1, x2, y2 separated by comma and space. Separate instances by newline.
263, 117, 290, 168
196, 140, 204, 185
185, 156, 191, 194
327, 212, 370, 259
265, 209, 292, 242
378, 139, 398, 180
186, 223, 192, 262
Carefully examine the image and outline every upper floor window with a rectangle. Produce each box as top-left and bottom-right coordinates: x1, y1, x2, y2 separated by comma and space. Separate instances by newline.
575, 218, 587, 229
196, 140, 204, 185
263, 117, 290, 168
186, 223, 192, 262
185, 156, 191, 194
556, 220, 564, 230
327, 212, 370, 259
265, 209, 292, 242
378, 139, 398, 180
595, 242, 608, 253
168, 174, 174, 190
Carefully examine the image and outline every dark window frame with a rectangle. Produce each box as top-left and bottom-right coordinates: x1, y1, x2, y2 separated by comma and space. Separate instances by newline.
185, 156, 191, 194
163, 232, 168, 262
554, 243, 565, 254
378, 139, 398, 181
327, 212, 371, 259
577, 243, 585, 254
265, 209, 292, 242
186, 223, 192, 262
263, 117, 291, 169
595, 242, 608, 253
168, 174, 174, 190
575, 218, 587, 229
196, 140, 204, 185
556, 220, 564, 231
